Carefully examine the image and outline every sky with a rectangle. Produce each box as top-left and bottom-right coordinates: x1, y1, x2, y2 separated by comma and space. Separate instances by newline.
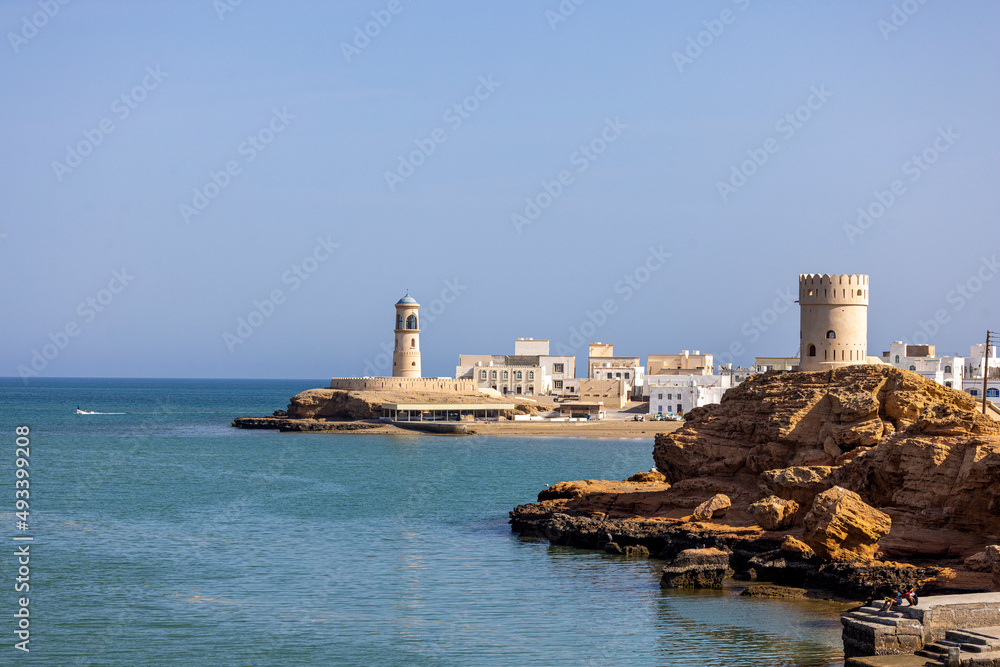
1, 0, 998, 380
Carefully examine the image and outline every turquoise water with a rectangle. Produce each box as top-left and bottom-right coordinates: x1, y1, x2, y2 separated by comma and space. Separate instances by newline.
1, 379, 845, 665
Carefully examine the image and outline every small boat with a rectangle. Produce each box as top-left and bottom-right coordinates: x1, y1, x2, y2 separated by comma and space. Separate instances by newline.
76, 405, 97, 415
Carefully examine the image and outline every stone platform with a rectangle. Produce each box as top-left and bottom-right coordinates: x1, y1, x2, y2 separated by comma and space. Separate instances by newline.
843, 594, 1000, 663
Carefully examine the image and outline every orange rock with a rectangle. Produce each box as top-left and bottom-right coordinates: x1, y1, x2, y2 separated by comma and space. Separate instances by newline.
802, 486, 891, 561
691, 494, 731, 521
750, 495, 799, 530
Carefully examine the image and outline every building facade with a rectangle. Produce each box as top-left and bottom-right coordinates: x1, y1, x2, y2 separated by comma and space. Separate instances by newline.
799, 273, 869, 372
392, 294, 421, 378
755, 356, 799, 372
587, 343, 643, 399
455, 339, 574, 396
881, 341, 963, 388
647, 374, 733, 416
647, 351, 714, 376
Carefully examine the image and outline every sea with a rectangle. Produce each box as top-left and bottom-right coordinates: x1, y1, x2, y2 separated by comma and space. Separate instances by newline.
1, 378, 847, 666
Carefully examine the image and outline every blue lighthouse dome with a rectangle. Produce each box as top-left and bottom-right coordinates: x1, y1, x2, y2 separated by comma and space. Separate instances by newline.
396, 295, 418, 306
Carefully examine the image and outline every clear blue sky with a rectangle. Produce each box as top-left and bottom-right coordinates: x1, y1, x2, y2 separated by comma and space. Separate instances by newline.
2, 0, 998, 380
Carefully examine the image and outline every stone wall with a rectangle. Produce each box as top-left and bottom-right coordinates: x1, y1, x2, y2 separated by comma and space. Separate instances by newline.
329, 377, 477, 392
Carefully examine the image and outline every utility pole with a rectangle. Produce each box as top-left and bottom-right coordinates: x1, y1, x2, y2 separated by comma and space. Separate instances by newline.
984, 330, 994, 415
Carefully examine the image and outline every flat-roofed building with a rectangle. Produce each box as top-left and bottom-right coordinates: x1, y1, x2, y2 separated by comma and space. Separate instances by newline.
456, 338, 576, 396
881, 341, 963, 389
647, 351, 714, 376
563, 378, 628, 409
648, 374, 732, 417
587, 343, 643, 399
755, 357, 799, 372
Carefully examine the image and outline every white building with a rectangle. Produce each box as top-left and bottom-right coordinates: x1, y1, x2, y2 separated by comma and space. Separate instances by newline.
455, 339, 575, 396
966, 343, 1000, 379
882, 341, 963, 389
647, 374, 733, 416
514, 338, 576, 393
962, 378, 1000, 405
964, 343, 1000, 405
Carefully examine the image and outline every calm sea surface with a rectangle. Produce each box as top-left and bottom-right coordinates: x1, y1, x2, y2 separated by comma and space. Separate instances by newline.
1, 378, 846, 665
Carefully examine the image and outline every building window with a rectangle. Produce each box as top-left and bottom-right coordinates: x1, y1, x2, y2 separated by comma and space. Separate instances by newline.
808, 345, 816, 357
988, 388, 1000, 398
503, 371, 509, 379
909, 366, 916, 371
406, 314, 417, 329
491, 371, 497, 379
554, 380, 563, 389
658, 393, 663, 399
528, 371, 534, 380
970, 389, 979, 397
516, 371, 522, 380
625, 372, 630, 379
553, 363, 564, 373
615, 373, 621, 379
607, 372, 613, 379
410, 339, 415, 348
945, 365, 952, 374
480, 370, 487, 380
396, 314, 403, 329
945, 382, 952, 388
827, 330, 836, 339
895, 355, 900, 363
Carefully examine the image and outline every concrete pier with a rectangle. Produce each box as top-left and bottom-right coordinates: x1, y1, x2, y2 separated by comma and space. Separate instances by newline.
843, 593, 1000, 664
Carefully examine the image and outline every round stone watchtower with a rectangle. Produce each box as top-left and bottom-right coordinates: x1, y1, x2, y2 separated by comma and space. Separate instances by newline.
799, 274, 869, 372
392, 293, 421, 378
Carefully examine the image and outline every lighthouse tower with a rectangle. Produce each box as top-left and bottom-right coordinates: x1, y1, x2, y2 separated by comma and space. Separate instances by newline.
799, 274, 869, 372
392, 293, 421, 378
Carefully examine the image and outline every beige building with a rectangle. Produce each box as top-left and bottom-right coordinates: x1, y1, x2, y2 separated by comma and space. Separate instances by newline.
563, 378, 628, 409
647, 351, 714, 376
456, 339, 575, 396
392, 294, 421, 378
799, 274, 869, 372
587, 343, 643, 399
755, 356, 799, 372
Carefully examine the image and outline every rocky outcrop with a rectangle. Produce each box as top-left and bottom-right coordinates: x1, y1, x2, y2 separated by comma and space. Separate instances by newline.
988, 546, 1000, 587
651, 366, 1000, 559
691, 494, 731, 521
511, 365, 1000, 593
803, 487, 891, 561
750, 495, 799, 530
660, 548, 732, 588
286, 388, 520, 420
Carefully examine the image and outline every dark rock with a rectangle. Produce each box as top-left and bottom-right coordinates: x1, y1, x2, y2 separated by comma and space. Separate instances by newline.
660, 547, 731, 589
739, 585, 807, 598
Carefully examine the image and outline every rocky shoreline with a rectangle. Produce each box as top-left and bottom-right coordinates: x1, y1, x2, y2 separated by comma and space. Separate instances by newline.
509, 366, 1000, 600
